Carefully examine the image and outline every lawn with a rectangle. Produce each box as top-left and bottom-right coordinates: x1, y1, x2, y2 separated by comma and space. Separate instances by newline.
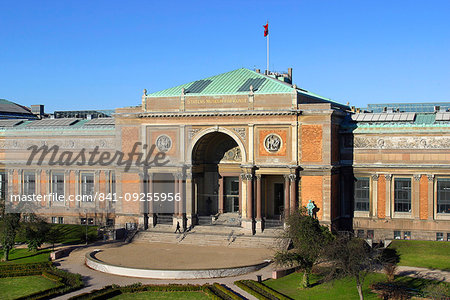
0, 275, 62, 299
112, 291, 211, 299
264, 271, 449, 300
388, 240, 450, 270
0, 248, 51, 264
264, 272, 384, 300
47, 223, 99, 245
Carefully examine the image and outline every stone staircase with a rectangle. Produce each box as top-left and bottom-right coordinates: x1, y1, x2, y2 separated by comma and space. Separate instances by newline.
133, 224, 287, 250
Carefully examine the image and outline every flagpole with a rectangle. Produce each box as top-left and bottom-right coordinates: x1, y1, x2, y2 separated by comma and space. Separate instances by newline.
266, 21, 269, 74
267, 29, 269, 74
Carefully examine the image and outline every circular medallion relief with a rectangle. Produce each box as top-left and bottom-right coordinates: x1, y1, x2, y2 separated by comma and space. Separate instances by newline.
264, 134, 282, 153
156, 135, 172, 152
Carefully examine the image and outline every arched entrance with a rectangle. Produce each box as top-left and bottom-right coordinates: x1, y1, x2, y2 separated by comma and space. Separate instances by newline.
191, 132, 243, 220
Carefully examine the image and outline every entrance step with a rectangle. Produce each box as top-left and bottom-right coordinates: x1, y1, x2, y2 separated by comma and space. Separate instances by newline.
212, 212, 241, 226
134, 230, 284, 249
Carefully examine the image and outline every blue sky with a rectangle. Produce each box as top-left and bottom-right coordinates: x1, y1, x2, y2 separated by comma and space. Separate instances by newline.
1, 0, 449, 112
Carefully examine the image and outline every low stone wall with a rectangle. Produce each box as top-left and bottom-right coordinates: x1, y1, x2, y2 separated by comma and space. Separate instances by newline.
50, 247, 75, 260
85, 250, 270, 279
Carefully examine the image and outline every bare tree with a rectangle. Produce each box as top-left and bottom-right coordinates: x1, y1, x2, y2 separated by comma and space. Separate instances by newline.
324, 234, 380, 300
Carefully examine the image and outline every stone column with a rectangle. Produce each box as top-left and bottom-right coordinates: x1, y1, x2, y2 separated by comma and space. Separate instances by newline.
238, 175, 243, 215
255, 174, 262, 231
185, 172, 195, 227
139, 172, 148, 230
178, 174, 184, 218
256, 175, 262, 220
218, 176, 224, 214
289, 174, 297, 214
371, 174, 379, 218
284, 174, 290, 218
147, 173, 155, 227
246, 174, 253, 219
385, 174, 392, 218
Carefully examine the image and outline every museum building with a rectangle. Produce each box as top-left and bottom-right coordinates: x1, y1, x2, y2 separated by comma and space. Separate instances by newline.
0, 68, 449, 241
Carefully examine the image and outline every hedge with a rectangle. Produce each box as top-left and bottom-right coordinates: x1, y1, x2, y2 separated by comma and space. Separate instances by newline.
70, 283, 228, 300
15, 268, 84, 300
235, 280, 291, 300
209, 283, 243, 300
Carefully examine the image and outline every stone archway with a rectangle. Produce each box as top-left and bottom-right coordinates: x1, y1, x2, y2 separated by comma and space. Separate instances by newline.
190, 130, 244, 218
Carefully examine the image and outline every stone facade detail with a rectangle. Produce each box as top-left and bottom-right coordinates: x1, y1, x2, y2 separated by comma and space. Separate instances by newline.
155, 135, 172, 152
231, 127, 246, 141
354, 136, 450, 149
263, 134, 282, 152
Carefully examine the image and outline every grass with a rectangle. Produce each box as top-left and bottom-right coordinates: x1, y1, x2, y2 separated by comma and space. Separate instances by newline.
0, 248, 51, 264
264, 272, 384, 300
112, 291, 211, 299
0, 275, 62, 299
47, 223, 99, 245
388, 240, 450, 271
264, 271, 450, 300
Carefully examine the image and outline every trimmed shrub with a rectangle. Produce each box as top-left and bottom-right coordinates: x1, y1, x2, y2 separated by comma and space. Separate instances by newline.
209, 283, 243, 300
235, 280, 291, 300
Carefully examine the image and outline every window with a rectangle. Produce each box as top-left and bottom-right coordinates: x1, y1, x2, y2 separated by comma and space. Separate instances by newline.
110, 172, 116, 195
88, 218, 94, 225
447, 233, 450, 242
58, 217, 63, 224
52, 217, 58, 224
367, 230, 374, 239
357, 229, 365, 238
106, 219, 114, 226
354, 177, 370, 211
437, 178, 450, 214
80, 218, 87, 225
81, 173, 94, 201
436, 232, 444, 241
394, 231, 401, 239
403, 231, 411, 240
23, 171, 36, 195
394, 178, 411, 212
52, 172, 64, 196
0, 172, 7, 200
80, 218, 93, 225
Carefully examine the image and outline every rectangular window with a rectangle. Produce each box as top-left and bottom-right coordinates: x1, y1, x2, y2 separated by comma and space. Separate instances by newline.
357, 229, 365, 238
81, 173, 95, 201
51, 172, 65, 196
106, 219, 114, 226
0, 172, 7, 200
110, 172, 116, 195
394, 231, 401, 240
394, 178, 411, 212
437, 178, 450, 214
23, 171, 36, 196
51, 217, 58, 224
88, 218, 94, 225
80, 218, 87, 225
354, 177, 370, 211
403, 231, 411, 240
447, 233, 450, 242
436, 232, 444, 241
58, 217, 63, 224
367, 230, 374, 239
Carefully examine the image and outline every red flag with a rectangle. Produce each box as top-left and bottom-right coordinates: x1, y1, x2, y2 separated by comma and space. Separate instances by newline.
263, 22, 268, 37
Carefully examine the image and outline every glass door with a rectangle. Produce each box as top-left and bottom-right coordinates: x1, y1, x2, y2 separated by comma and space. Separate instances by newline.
224, 177, 239, 213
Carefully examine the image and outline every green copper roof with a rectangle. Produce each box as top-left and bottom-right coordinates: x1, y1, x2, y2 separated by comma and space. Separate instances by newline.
147, 68, 295, 97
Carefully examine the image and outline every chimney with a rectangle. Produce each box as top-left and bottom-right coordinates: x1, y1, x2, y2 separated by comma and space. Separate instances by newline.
255, 69, 260, 73
288, 68, 293, 82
